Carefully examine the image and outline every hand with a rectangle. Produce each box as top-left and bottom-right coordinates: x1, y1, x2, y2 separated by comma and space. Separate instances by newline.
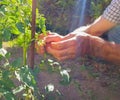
45, 32, 91, 60
35, 32, 64, 55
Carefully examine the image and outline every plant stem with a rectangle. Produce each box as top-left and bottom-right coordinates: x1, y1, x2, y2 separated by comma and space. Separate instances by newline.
0, 34, 2, 48
23, 47, 27, 66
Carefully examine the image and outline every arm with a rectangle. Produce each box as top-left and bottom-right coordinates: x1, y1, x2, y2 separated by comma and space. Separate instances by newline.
73, 16, 116, 36
45, 32, 120, 65
73, 0, 120, 36
89, 35, 120, 65
85, 16, 116, 36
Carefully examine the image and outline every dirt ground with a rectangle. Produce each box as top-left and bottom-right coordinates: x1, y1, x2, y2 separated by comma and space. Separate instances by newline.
5, 47, 120, 100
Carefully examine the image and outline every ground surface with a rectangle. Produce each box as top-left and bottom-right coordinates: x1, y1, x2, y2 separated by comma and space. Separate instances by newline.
3, 46, 120, 100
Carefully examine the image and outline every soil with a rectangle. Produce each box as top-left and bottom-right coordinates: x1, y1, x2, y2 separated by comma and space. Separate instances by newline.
3, 46, 120, 100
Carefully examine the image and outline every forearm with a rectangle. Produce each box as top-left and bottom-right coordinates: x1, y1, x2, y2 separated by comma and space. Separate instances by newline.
73, 16, 116, 36
73, 25, 104, 36
89, 36, 120, 65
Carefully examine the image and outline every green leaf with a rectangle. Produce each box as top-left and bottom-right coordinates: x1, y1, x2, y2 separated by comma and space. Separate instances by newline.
0, 11, 5, 17
14, 32, 31, 47
38, 16, 46, 34
11, 57, 22, 68
17, 0, 23, 3
16, 22, 25, 33
11, 27, 20, 35
0, 88, 15, 100
59, 70, 71, 85
5, 52, 11, 59
3, 28, 11, 41
14, 34, 24, 46
15, 65, 36, 89
4, 92, 15, 100
13, 85, 24, 94
1, 71, 15, 88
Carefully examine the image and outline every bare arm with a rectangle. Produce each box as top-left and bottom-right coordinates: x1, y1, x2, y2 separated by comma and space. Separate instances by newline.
73, 16, 117, 36
89, 35, 120, 65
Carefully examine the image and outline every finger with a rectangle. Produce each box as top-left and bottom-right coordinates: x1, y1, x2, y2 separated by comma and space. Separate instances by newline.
58, 46, 76, 57
50, 38, 76, 50
38, 34, 45, 39
45, 35, 62, 43
37, 32, 54, 40
45, 33, 75, 43
46, 45, 76, 59
57, 55, 76, 61
46, 46, 60, 58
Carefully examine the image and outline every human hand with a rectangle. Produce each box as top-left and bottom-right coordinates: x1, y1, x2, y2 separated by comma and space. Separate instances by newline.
45, 32, 91, 60
35, 32, 64, 55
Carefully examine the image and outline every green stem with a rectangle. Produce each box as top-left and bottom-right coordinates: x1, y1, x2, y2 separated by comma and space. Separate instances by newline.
0, 34, 2, 48
23, 33, 27, 66
23, 46, 27, 66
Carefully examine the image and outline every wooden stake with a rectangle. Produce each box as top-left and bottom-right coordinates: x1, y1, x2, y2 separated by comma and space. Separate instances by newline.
30, 0, 37, 69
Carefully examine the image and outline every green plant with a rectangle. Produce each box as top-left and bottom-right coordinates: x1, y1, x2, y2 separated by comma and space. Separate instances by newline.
0, 0, 72, 99
0, 48, 40, 100
0, 0, 46, 99
38, 0, 75, 34
0, 0, 46, 65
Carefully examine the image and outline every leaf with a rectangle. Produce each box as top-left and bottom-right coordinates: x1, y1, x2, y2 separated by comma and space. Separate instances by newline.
17, 0, 23, 3
11, 26, 21, 35
15, 65, 36, 90
0, 88, 15, 100
1, 70, 15, 89
14, 34, 24, 46
11, 57, 22, 68
3, 28, 11, 41
59, 70, 71, 85
38, 16, 46, 34
16, 22, 25, 33
14, 32, 31, 47
13, 85, 24, 94
0, 48, 7, 57
5, 52, 11, 59
4, 92, 15, 100
25, 19, 31, 27
0, 11, 5, 17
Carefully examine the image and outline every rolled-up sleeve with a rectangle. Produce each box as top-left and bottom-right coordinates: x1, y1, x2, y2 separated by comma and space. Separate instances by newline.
102, 0, 120, 24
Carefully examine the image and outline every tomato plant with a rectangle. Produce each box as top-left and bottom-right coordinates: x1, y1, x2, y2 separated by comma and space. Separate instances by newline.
0, 0, 47, 64
0, 0, 71, 99
0, 0, 46, 99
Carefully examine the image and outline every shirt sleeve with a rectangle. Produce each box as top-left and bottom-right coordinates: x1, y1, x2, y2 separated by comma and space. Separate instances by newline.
102, 0, 120, 24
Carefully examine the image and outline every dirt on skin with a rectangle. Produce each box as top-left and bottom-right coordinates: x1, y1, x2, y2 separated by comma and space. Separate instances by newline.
2, 47, 120, 100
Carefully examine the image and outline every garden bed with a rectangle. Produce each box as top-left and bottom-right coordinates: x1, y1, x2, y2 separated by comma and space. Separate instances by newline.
5, 46, 120, 100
